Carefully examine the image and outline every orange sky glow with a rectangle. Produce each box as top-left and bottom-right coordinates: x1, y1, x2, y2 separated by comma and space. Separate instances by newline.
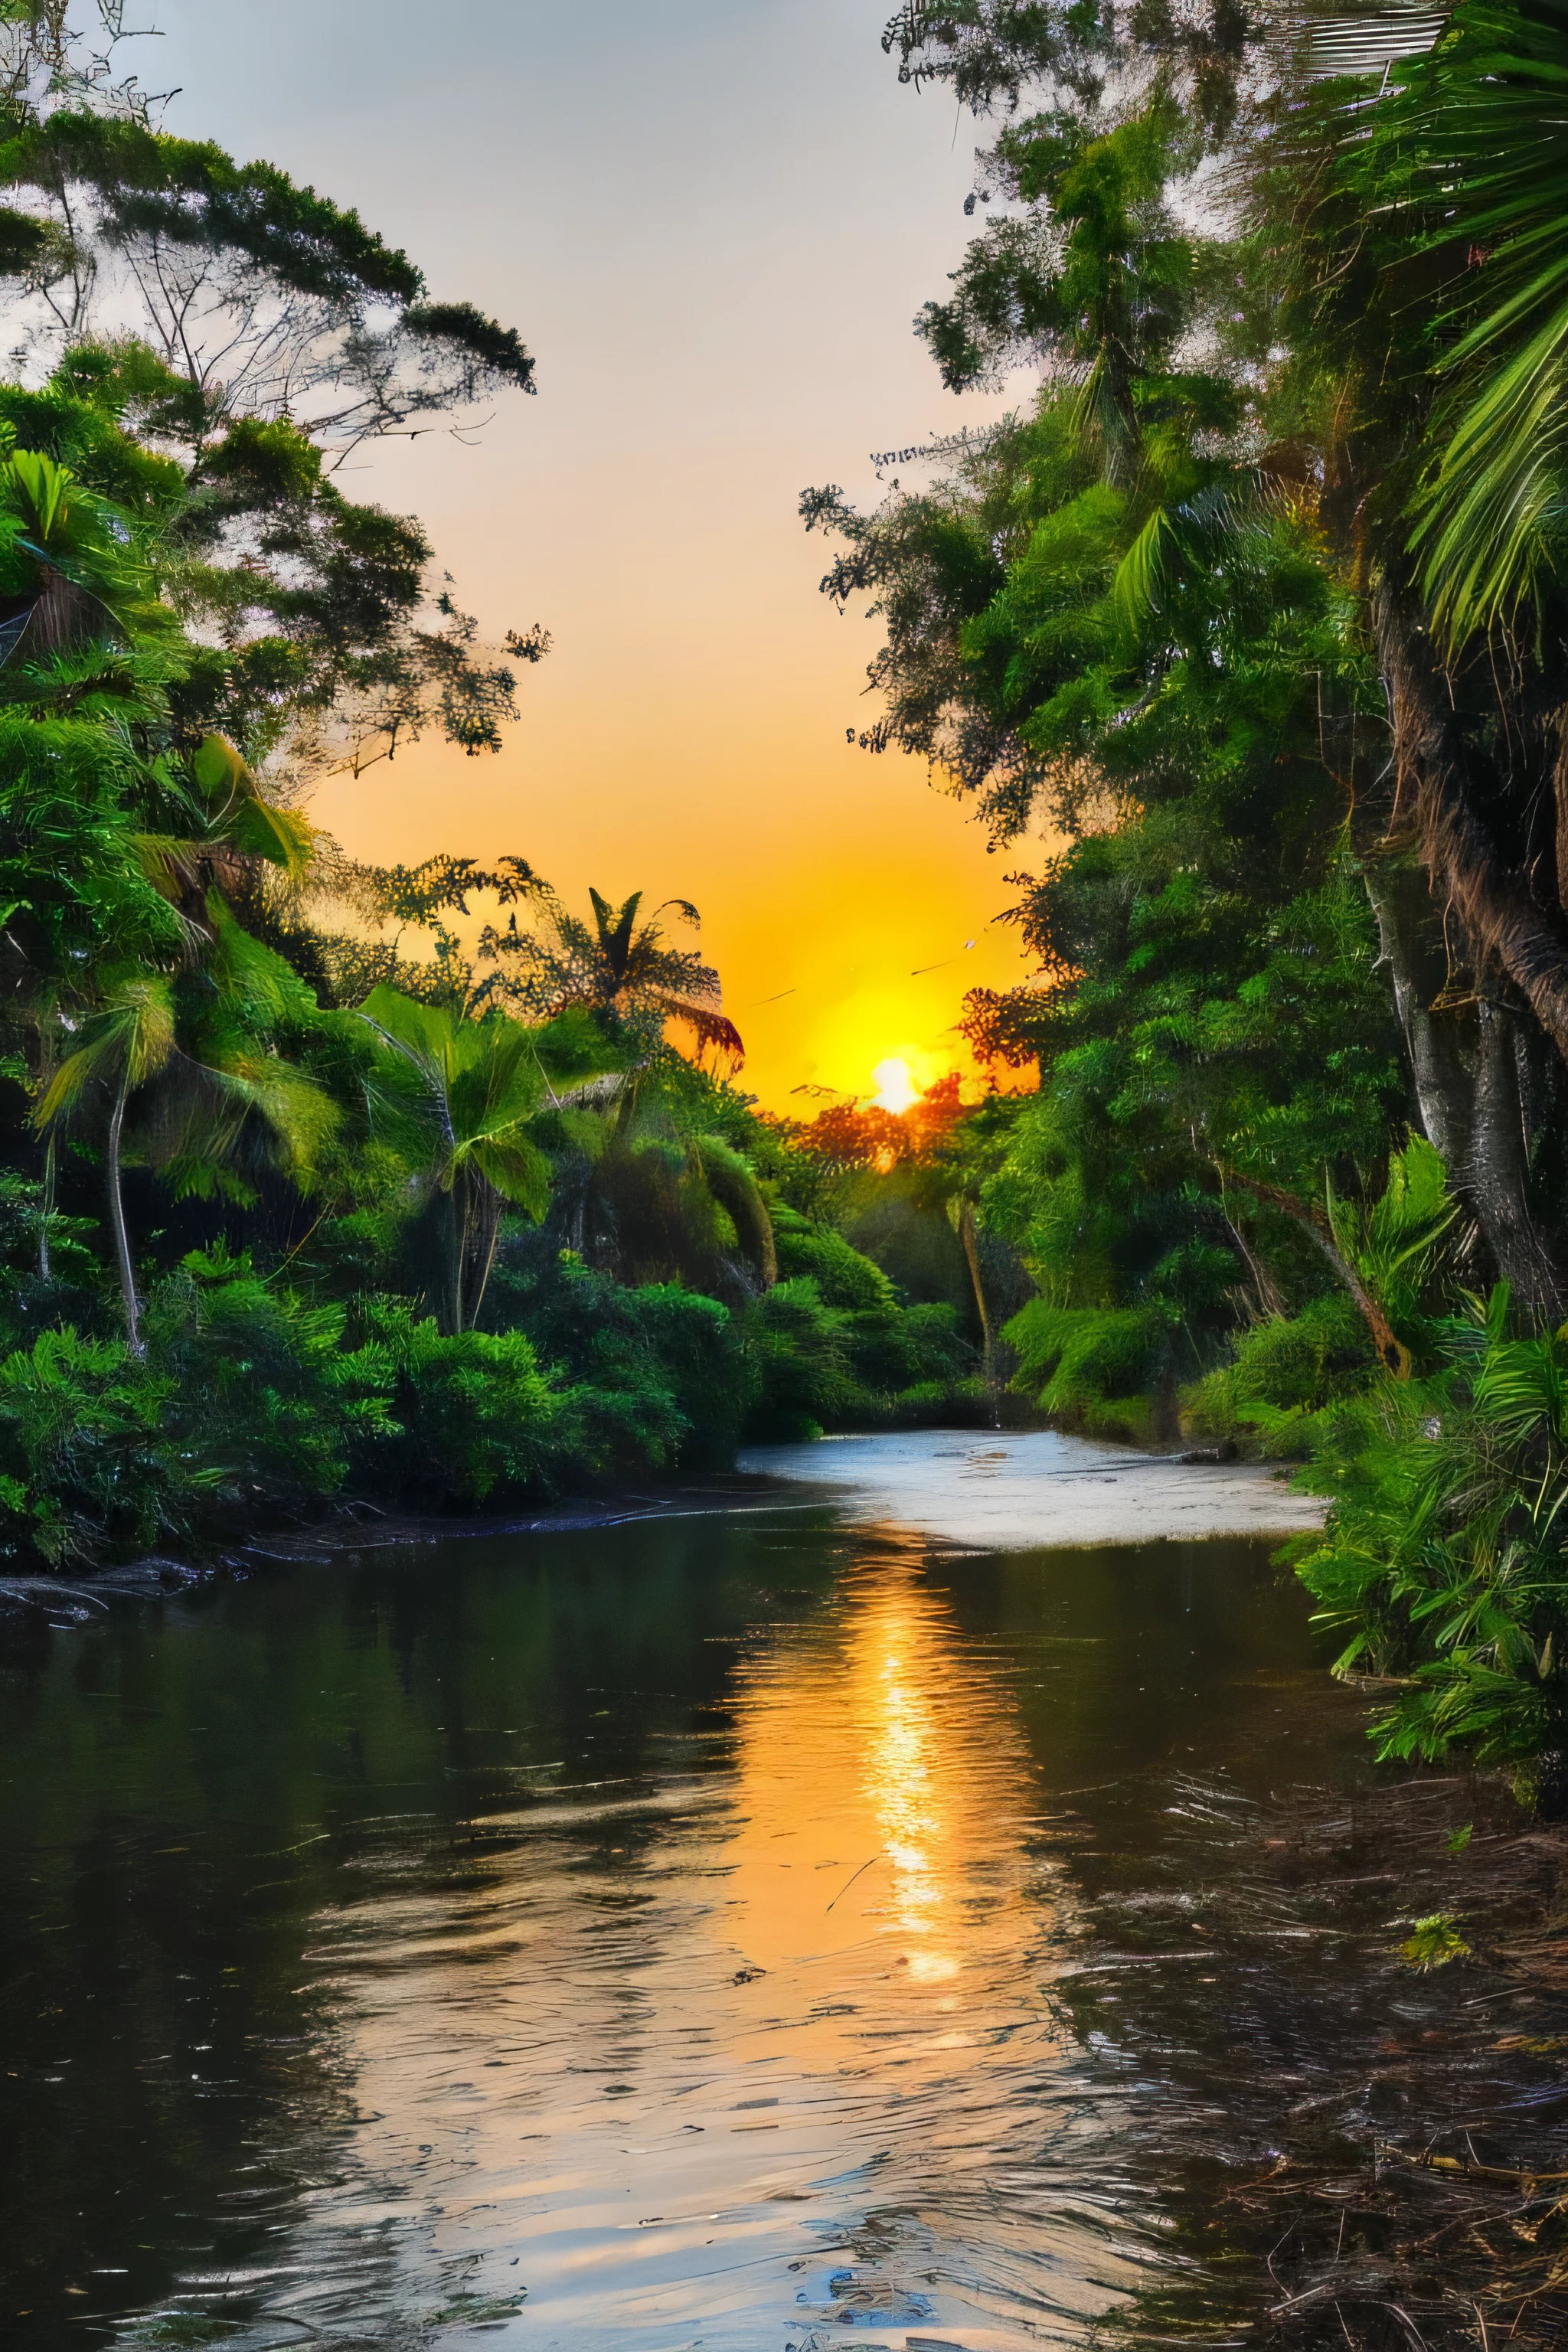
151, 0, 1041, 1112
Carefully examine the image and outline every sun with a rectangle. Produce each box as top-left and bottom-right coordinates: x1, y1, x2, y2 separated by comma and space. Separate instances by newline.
871, 1057, 918, 1114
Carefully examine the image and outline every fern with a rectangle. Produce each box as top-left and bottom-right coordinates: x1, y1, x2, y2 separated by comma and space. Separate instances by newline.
1295, 1285, 1568, 1767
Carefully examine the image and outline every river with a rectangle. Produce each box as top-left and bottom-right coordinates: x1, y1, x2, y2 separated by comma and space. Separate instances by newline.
1, 1430, 1559, 2349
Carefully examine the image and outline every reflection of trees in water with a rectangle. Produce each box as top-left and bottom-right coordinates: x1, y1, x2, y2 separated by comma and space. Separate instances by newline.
0, 1548, 596, 2345
67, 1517, 835, 2346
1, 1628, 359, 2336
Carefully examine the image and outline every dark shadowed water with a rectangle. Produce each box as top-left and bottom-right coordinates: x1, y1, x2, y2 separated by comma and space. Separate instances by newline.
1, 1435, 1557, 2351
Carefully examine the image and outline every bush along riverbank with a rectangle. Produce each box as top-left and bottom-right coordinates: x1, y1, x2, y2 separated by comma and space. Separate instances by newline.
985, 1126, 1568, 1794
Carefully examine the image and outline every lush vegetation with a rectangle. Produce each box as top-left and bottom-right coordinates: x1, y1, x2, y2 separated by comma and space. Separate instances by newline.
0, 11, 986, 1574
12, 0, 1568, 1782
798, 0, 1568, 1772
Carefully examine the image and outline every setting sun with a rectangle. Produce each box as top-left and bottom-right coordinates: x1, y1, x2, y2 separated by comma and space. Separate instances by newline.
871, 1057, 919, 1113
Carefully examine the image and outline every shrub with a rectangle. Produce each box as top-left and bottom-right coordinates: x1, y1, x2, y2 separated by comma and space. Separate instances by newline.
357, 1296, 562, 1508
849, 1297, 971, 1398
146, 1246, 393, 1508
1182, 1292, 1377, 1457
743, 1276, 862, 1439
766, 1210, 978, 1426
1004, 1299, 1174, 1440
488, 1246, 753, 1474
1292, 1286, 1568, 1767
773, 1207, 897, 1313
0, 1325, 182, 1566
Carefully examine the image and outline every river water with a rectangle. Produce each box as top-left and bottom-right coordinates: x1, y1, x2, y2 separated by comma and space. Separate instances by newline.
0, 1431, 1551, 2350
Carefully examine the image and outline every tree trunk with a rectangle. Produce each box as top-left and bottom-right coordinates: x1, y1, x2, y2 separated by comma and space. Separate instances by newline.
449, 1187, 467, 1337
38, 1133, 54, 1284
1471, 1000, 1565, 1318
106, 1074, 142, 1357
1553, 709, 1568, 913
1361, 854, 1568, 1307
465, 1178, 504, 1333
1376, 583, 1568, 1063
1370, 584, 1568, 1306
1362, 853, 1475, 1171
957, 1199, 994, 1377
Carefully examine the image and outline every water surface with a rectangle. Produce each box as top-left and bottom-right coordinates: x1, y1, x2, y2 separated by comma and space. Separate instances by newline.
735, 1426, 1324, 1547
0, 1432, 1511, 2348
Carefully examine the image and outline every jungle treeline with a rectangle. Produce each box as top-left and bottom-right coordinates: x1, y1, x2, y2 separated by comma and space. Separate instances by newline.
8, 2, 1568, 1779
799, 0, 1568, 1776
0, 11, 989, 1576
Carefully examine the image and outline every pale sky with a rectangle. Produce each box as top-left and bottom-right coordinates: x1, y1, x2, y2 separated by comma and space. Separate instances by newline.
148, 1, 1031, 1107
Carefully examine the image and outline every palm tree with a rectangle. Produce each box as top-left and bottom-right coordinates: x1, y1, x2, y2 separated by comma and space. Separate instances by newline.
555, 1125, 776, 1297
35, 973, 176, 1354
1391, 0, 1568, 646
0, 442, 178, 682
34, 920, 345, 1351
135, 729, 321, 941
1196, 12, 1568, 1312
474, 884, 743, 1062
356, 985, 557, 1332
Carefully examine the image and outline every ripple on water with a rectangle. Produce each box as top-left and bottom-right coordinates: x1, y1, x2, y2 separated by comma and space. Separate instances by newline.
0, 1436, 1404, 2350
276, 1545, 1145, 2350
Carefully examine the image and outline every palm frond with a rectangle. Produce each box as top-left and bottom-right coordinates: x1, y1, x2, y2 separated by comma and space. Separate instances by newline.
1375, 0, 1568, 637
34, 973, 175, 1125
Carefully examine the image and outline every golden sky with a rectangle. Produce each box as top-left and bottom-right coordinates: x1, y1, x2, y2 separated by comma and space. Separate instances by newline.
152, 0, 1034, 1110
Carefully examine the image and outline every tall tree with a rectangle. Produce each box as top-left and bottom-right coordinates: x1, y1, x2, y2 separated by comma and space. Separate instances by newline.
1263, 0, 1568, 1308
475, 885, 745, 1062
354, 987, 556, 1335
814, 0, 1568, 1326
0, 1, 547, 795
34, 971, 173, 1352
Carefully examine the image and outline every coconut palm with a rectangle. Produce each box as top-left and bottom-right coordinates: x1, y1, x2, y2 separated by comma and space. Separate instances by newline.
1222, 8, 1568, 1308
474, 884, 743, 1062
355, 985, 557, 1333
550, 1122, 776, 1298
35, 972, 175, 1354
1393, 0, 1568, 645
0, 440, 179, 691
35, 922, 343, 1351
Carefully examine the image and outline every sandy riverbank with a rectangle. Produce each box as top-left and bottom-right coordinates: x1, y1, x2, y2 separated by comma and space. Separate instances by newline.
738, 1426, 1327, 1549
0, 1429, 1326, 1627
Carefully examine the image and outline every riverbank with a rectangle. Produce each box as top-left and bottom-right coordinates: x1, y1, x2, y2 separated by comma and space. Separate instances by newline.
740, 1424, 1327, 1547
0, 1473, 785, 1625
1070, 1760, 1568, 2348
0, 1427, 1326, 1625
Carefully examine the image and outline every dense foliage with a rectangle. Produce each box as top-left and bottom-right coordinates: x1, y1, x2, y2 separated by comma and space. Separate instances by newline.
0, 18, 982, 1572
800, 0, 1568, 1769
15, 0, 1568, 1788
0, 345, 984, 1566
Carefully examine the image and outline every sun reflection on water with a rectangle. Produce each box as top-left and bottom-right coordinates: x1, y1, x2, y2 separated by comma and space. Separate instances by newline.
284, 1540, 1096, 2348
720, 1550, 1038, 2019
856, 1579, 955, 1971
